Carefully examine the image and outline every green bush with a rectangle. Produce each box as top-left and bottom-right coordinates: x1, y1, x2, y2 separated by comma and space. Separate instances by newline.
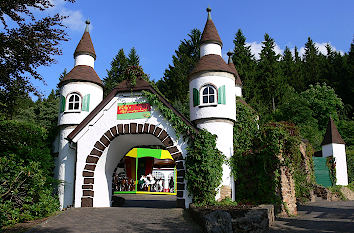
0, 121, 59, 227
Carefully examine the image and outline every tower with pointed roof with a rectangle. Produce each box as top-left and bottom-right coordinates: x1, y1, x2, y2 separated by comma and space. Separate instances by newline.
189, 8, 240, 201
321, 118, 348, 185
56, 20, 103, 209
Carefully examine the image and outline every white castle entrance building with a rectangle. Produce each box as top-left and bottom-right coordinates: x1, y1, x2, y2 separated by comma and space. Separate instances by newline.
54, 8, 243, 209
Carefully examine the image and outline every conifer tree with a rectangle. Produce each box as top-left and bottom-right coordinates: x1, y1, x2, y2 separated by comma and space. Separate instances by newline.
255, 33, 284, 114
303, 37, 321, 86
103, 47, 148, 96
232, 29, 257, 102
280, 46, 294, 84
127, 47, 140, 66
156, 29, 201, 117
103, 49, 128, 96
291, 46, 305, 91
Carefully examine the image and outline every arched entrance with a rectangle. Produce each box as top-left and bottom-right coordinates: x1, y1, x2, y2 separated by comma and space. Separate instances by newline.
80, 123, 185, 207
112, 147, 176, 195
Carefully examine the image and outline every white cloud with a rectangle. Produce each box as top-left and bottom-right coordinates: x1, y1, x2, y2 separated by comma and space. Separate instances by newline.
50, 0, 86, 32
246, 42, 283, 60
245, 41, 344, 59
297, 42, 344, 57
61, 8, 85, 32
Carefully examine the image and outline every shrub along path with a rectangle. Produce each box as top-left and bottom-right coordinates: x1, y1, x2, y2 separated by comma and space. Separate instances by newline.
270, 200, 354, 232
26, 195, 201, 233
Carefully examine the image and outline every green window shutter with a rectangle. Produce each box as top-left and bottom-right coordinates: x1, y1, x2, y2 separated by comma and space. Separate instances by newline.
193, 88, 199, 107
82, 94, 90, 112
218, 85, 226, 104
60, 95, 66, 112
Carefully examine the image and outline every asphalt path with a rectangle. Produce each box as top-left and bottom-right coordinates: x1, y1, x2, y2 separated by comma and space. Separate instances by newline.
270, 200, 354, 232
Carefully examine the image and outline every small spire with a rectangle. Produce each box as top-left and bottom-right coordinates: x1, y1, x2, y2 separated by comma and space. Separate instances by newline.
85, 19, 90, 32
227, 51, 234, 64
206, 7, 212, 20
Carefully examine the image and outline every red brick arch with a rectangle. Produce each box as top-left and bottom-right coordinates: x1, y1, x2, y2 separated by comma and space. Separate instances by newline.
80, 122, 186, 208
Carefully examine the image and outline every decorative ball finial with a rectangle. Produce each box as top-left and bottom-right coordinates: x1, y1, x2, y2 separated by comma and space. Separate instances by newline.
227, 51, 234, 64
206, 7, 212, 20
85, 19, 90, 32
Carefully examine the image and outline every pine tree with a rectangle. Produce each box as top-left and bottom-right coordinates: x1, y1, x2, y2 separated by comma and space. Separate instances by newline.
303, 37, 321, 87
280, 46, 294, 85
127, 47, 140, 66
255, 33, 284, 114
232, 29, 257, 102
156, 29, 201, 117
103, 49, 128, 96
291, 46, 305, 91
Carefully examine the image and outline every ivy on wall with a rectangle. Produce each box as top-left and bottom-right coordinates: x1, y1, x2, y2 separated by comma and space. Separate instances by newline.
231, 99, 315, 205
142, 91, 224, 205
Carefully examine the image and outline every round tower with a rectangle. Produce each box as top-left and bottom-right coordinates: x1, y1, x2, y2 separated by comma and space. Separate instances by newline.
57, 20, 103, 209
189, 8, 237, 201
227, 51, 243, 97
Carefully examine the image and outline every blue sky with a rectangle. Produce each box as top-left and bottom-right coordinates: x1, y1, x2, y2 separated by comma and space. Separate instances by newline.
32, 0, 353, 97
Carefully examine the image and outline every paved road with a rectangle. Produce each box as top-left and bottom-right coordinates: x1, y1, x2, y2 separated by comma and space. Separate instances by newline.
28, 197, 353, 233
270, 200, 354, 232
28, 195, 201, 233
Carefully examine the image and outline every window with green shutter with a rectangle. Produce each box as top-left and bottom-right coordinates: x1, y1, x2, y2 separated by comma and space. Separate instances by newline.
218, 85, 226, 104
82, 94, 90, 112
193, 88, 199, 107
60, 95, 66, 112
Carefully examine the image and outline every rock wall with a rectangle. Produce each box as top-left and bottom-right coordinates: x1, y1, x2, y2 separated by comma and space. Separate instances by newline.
278, 165, 297, 216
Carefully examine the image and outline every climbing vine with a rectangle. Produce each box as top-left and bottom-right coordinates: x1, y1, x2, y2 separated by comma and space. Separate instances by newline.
124, 65, 148, 87
326, 156, 336, 186
142, 90, 224, 205
231, 99, 315, 205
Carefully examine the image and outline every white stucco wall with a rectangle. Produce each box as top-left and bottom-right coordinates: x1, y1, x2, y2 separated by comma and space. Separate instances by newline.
235, 86, 242, 97
57, 126, 77, 209
74, 54, 95, 68
72, 93, 191, 208
189, 72, 236, 122
197, 120, 234, 200
58, 82, 103, 126
322, 143, 348, 185
200, 43, 222, 57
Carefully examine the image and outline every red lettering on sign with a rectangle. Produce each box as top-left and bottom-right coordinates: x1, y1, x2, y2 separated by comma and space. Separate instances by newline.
117, 103, 151, 114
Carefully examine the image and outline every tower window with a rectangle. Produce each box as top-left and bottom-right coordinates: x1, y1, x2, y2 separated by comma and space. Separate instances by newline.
201, 85, 217, 105
67, 93, 81, 111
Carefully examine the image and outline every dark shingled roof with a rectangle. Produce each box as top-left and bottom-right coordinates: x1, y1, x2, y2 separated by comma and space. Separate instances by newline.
201, 17, 222, 46
227, 63, 242, 86
190, 54, 236, 77
74, 31, 96, 59
321, 118, 345, 145
58, 65, 103, 87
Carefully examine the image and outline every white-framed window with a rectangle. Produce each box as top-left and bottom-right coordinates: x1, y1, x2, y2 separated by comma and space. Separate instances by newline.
201, 85, 217, 105
67, 93, 81, 111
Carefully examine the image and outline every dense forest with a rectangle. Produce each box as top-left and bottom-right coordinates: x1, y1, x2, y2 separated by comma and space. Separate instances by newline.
1, 0, 353, 227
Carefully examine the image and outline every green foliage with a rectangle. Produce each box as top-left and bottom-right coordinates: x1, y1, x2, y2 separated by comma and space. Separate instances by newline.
232, 29, 257, 102
103, 47, 148, 96
301, 83, 343, 132
185, 130, 225, 205
157, 28, 201, 119
232, 114, 315, 205
326, 156, 336, 186
275, 83, 344, 149
347, 182, 354, 191
346, 146, 354, 183
0, 0, 75, 119
0, 120, 59, 227
142, 91, 223, 205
